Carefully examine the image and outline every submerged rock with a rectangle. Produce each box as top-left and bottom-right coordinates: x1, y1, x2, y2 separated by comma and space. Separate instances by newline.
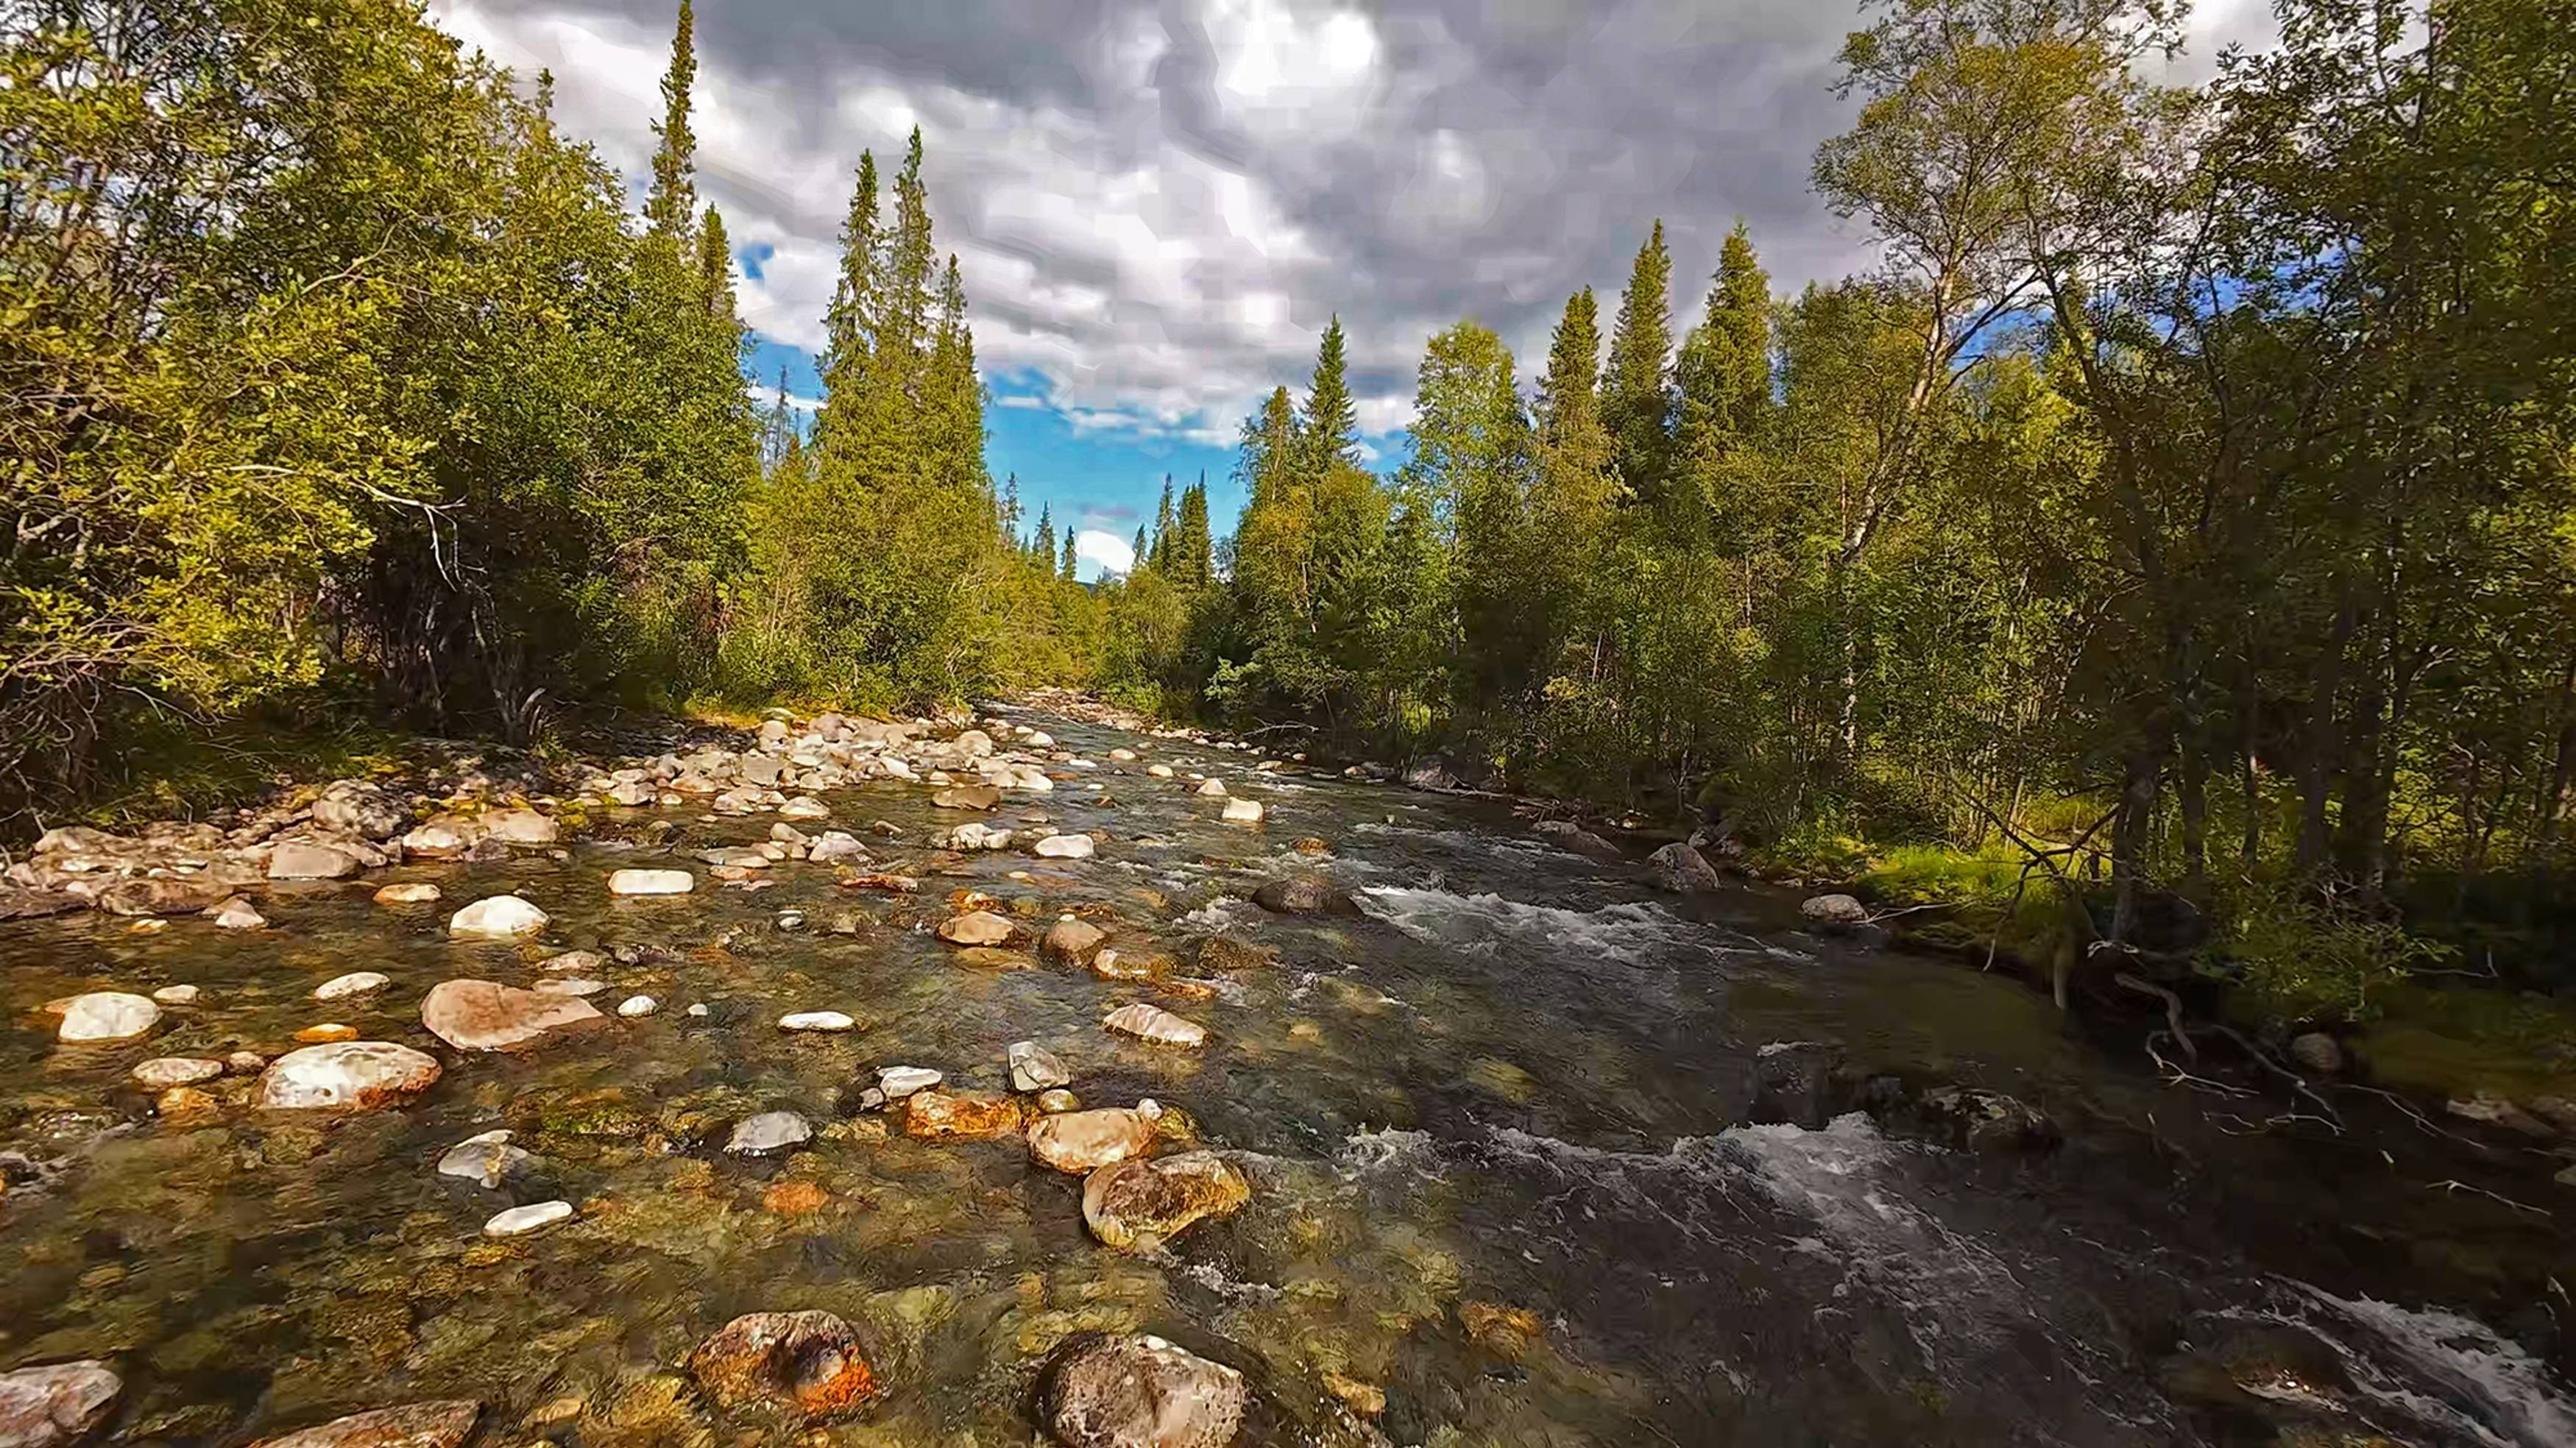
314, 971, 389, 1001
132, 1057, 224, 1088
937, 911, 1013, 945
1028, 1104, 1161, 1174
372, 881, 442, 906
2289, 1032, 2343, 1074
1080, 1151, 1250, 1252
876, 1065, 943, 1099
1035, 833, 1097, 859
1250, 876, 1355, 915
209, 895, 268, 929
900, 1090, 1025, 1141
420, 979, 604, 1051
478, 808, 559, 845
726, 1112, 813, 1156
483, 1200, 572, 1237
0, 1359, 121, 1448
436, 1129, 531, 1188
607, 868, 693, 896
1043, 915, 1108, 964
446, 895, 548, 938
778, 1010, 857, 1032
258, 1042, 442, 1110
1192, 937, 1274, 973
1103, 1002, 1206, 1048
1041, 1333, 1246, 1448
56, 991, 160, 1043
1532, 818, 1622, 862
933, 784, 999, 809
687, 1310, 879, 1419
97, 876, 230, 917
246, 1401, 479, 1448
1220, 798, 1264, 824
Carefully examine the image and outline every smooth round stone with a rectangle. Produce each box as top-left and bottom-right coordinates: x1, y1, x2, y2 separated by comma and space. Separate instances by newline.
373, 881, 442, 905
532, 978, 606, 997
685, 1003, 710, 1018
257, 1041, 442, 1110
778, 1011, 855, 1032
483, 1199, 573, 1237
726, 1112, 813, 1156
132, 1057, 224, 1088
152, 984, 201, 1005
1038, 1089, 1080, 1113
1033, 833, 1095, 859
778, 797, 831, 820
617, 995, 659, 1018
314, 971, 389, 1001
420, 979, 604, 1050
1103, 1001, 1206, 1048
57, 991, 160, 1043
1221, 798, 1264, 823
447, 895, 548, 938
606, 868, 694, 896
937, 911, 1013, 945
1041, 1333, 1245, 1448
1147, 764, 1175, 778
876, 1066, 943, 1099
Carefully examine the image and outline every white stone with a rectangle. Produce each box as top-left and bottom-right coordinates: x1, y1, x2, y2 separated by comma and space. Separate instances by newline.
1034, 833, 1096, 859
437, 1129, 529, 1187
483, 1200, 573, 1237
1221, 798, 1264, 823
779, 1010, 856, 1032
1195, 778, 1228, 797
1103, 1001, 1207, 1048
132, 1057, 224, 1088
617, 995, 659, 1018
210, 895, 266, 929
152, 984, 201, 1005
607, 868, 694, 896
1009, 1040, 1071, 1092
57, 991, 160, 1043
877, 1065, 943, 1099
778, 796, 830, 820
726, 1111, 812, 1155
1147, 764, 1174, 778
685, 1003, 710, 1018
447, 895, 548, 938
314, 971, 389, 1001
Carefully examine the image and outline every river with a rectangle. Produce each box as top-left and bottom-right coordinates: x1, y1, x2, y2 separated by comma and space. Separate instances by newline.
3, 705, 2570, 1447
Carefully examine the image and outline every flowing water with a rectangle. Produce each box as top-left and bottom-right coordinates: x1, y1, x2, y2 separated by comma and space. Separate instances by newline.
4, 706, 2572, 1447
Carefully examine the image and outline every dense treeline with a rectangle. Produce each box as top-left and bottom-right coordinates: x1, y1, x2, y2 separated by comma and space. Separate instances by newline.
3, 0, 1048, 808
1078, 0, 2575, 1008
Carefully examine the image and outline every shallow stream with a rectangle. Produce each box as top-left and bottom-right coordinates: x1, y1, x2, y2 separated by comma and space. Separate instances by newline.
4, 707, 2572, 1446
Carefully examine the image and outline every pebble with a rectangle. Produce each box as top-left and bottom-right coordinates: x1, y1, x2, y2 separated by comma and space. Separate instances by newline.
1103, 1001, 1207, 1048
1038, 1088, 1080, 1113
483, 1200, 573, 1237
1196, 778, 1228, 797
606, 867, 694, 895
373, 881, 442, 904
617, 994, 659, 1018
1009, 1040, 1071, 1091
313, 970, 389, 1001
686, 1003, 710, 1018
131, 1057, 225, 1088
246, 1401, 479, 1448
726, 1111, 813, 1156
877, 1066, 944, 1099
152, 984, 201, 1005
56, 991, 160, 1043
1034, 833, 1096, 859
779, 1010, 856, 1032
436, 1129, 531, 1188
447, 895, 548, 938
1147, 764, 1174, 778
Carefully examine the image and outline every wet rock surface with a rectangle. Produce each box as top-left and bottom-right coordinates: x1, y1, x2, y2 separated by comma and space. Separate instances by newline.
687, 1310, 878, 1419
0, 1360, 121, 1448
419, 979, 604, 1051
1041, 1333, 1248, 1448
246, 1401, 479, 1448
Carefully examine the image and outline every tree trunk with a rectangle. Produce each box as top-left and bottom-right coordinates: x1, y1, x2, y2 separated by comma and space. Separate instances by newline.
2297, 586, 2354, 876
2111, 744, 2162, 943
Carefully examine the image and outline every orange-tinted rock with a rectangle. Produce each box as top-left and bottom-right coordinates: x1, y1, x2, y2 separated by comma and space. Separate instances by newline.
899, 1090, 1025, 1141
419, 979, 604, 1051
761, 1181, 829, 1217
1027, 1107, 1160, 1174
687, 1311, 877, 1419
1080, 1151, 1250, 1252
294, 1023, 360, 1044
1460, 1300, 1544, 1359
247, 1401, 481, 1448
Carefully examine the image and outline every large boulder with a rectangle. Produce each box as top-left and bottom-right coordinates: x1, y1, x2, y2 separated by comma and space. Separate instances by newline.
1080, 1151, 1250, 1252
312, 780, 410, 840
1250, 876, 1356, 915
900, 1090, 1026, 1141
419, 979, 604, 1051
0, 1360, 121, 1448
247, 1401, 480, 1448
1646, 842, 1720, 893
1028, 1105, 1161, 1174
1403, 757, 1460, 790
1041, 1334, 1247, 1448
1800, 893, 1871, 929
258, 1042, 442, 1110
1103, 1003, 1206, 1048
687, 1311, 879, 1419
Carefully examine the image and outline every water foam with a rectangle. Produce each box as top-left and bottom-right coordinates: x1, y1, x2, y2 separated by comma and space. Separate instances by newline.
1354, 884, 1704, 959
2285, 1286, 2576, 1448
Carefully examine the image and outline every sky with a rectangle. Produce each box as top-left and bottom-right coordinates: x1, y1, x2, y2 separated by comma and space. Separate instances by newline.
427, 0, 2279, 581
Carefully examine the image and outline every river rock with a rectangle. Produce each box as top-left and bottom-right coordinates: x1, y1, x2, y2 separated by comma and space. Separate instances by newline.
1035, 833, 1096, 859
1220, 798, 1264, 824
483, 1200, 572, 1237
398, 823, 472, 861
132, 1057, 224, 1088
541, 948, 607, 974
99, 876, 230, 917
943, 822, 1013, 851
436, 1129, 531, 1188
258, 1041, 442, 1110
209, 895, 267, 929
1028, 1105, 1161, 1174
1193, 937, 1275, 973
933, 783, 999, 809
446, 895, 548, 938
1041, 1333, 1246, 1448
478, 809, 558, 845
876, 1066, 943, 1099
420, 979, 603, 1051
372, 882, 441, 905
153, 984, 202, 1005
1103, 1002, 1206, 1048
533, 978, 604, 996
778, 797, 830, 820
55, 990, 160, 1043
314, 970, 389, 1001
2289, 1032, 2343, 1074
1043, 915, 1108, 964
1647, 842, 1721, 892
1532, 818, 1622, 862
269, 842, 362, 880
295, 1023, 358, 1043
618, 994, 659, 1018
1195, 778, 1228, 798
687, 1310, 879, 1419
1919, 1085, 2059, 1154
1009, 1040, 1071, 1091
0, 1360, 120, 1448
778, 1010, 856, 1032
607, 868, 693, 896
726, 1112, 813, 1156
1089, 948, 1161, 982
901, 1090, 1025, 1140
1800, 893, 1871, 929
1080, 1151, 1250, 1252
313, 779, 410, 840
938, 911, 1014, 945
1251, 876, 1355, 915
246, 1400, 480, 1448
1147, 764, 1174, 779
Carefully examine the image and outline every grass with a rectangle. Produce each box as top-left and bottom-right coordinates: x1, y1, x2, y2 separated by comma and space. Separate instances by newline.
63, 714, 413, 833
2354, 982, 2576, 1102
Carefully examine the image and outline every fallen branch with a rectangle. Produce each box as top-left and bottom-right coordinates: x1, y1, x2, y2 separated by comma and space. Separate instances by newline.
2116, 970, 2198, 1064
2424, 1179, 2552, 1218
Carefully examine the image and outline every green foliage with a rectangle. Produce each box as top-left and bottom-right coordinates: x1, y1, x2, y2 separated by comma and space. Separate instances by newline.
2212, 883, 2458, 1024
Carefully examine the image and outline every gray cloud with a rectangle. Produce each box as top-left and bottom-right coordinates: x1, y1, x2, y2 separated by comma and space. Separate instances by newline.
432, 0, 2279, 444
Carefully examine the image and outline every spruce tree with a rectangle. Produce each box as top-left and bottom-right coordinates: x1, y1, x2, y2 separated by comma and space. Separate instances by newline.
882, 128, 936, 389
1150, 475, 1177, 569
696, 206, 734, 319
1033, 504, 1055, 569
1131, 525, 1149, 569
1177, 480, 1212, 587
1601, 221, 1676, 503
645, 0, 698, 239
1674, 221, 1774, 529
1298, 317, 1360, 477
1001, 473, 1023, 536
927, 253, 986, 489
1061, 530, 1079, 582
816, 152, 880, 453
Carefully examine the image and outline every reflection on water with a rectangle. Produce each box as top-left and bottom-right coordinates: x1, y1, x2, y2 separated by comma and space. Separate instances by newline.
3, 709, 2572, 1446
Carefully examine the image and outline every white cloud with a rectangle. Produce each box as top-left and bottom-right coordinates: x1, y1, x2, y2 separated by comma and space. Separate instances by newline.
1072, 528, 1137, 578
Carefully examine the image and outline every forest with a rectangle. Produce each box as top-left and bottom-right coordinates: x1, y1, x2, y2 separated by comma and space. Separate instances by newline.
7, 0, 2572, 1019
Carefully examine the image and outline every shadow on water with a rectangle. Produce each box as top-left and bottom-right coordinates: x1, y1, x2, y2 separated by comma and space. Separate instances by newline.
2, 706, 2572, 1445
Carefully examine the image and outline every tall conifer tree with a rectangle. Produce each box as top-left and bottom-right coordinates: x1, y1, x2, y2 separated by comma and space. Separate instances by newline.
816, 152, 880, 453
1298, 318, 1360, 477
1602, 221, 1676, 503
645, 0, 698, 239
